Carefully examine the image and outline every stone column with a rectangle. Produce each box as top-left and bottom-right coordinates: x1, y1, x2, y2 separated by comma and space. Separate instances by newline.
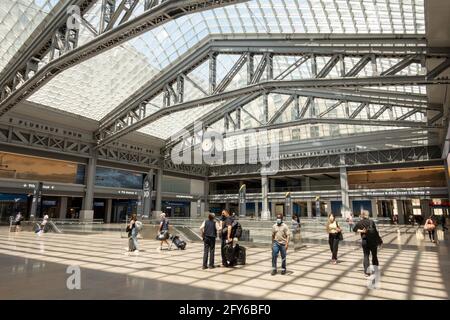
307, 201, 312, 218
371, 199, 378, 218
339, 156, 351, 218
106, 198, 112, 223
396, 200, 405, 224
254, 201, 259, 218
142, 170, 153, 219
155, 168, 162, 212
325, 200, 332, 215
59, 197, 68, 220
204, 176, 210, 213
261, 175, 270, 220
80, 156, 96, 221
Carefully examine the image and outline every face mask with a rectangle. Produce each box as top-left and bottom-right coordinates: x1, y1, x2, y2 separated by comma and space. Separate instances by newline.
276, 219, 282, 225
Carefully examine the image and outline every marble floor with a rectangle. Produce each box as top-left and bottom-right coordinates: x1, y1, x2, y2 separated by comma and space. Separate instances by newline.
0, 227, 449, 300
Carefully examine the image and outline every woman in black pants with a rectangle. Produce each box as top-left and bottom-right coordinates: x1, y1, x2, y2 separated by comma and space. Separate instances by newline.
425, 214, 437, 243
326, 213, 341, 264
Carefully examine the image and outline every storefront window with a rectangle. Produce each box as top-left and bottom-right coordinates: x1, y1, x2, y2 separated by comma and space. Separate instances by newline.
0, 193, 29, 223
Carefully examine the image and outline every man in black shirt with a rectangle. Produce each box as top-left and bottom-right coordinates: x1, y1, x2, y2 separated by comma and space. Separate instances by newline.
353, 210, 380, 277
220, 209, 233, 267
200, 213, 217, 269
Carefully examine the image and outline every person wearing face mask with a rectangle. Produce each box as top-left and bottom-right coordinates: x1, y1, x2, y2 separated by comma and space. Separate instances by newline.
271, 214, 291, 275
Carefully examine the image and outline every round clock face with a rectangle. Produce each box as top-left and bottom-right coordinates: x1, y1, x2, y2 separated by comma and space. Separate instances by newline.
202, 138, 213, 151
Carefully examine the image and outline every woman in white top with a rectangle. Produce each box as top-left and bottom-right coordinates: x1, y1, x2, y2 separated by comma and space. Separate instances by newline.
326, 213, 342, 264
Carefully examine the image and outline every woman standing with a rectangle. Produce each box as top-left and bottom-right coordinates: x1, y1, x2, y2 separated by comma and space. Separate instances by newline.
326, 213, 342, 264
346, 213, 354, 232
127, 213, 139, 253
424, 214, 437, 243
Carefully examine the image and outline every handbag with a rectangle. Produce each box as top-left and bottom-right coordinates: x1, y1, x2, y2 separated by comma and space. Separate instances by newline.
337, 231, 343, 241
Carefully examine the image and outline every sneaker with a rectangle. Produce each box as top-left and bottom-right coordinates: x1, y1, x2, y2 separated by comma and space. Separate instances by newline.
202, 266, 207, 270
332, 260, 337, 265
281, 270, 286, 275
271, 270, 277, 276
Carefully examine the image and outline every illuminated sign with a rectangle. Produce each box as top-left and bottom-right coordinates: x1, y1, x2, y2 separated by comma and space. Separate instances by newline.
175, 195, 194, 199
118, 190, 138, 195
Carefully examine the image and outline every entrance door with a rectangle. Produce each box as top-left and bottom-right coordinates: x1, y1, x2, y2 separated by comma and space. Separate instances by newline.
378, 200, 394, 219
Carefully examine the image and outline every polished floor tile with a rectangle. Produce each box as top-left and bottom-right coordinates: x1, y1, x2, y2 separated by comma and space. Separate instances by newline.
0, 227, 449, 300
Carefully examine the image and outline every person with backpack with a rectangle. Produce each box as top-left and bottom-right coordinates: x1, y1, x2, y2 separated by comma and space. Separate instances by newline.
271, 214, 291, 275
424, 214, 437, 243
200, 213, 217, 269
126, 213, 139, 253
220, 209, 233, 267
353, 210, 382, 277
157, 213, 170, 250
326, 213, 342, 264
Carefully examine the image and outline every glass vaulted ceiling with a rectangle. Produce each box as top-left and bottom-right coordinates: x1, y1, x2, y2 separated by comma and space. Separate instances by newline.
22, 0, 427, 141
0, 0, 60, 73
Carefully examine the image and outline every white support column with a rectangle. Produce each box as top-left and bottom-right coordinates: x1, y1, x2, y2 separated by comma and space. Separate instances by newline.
80, 156, 96, 221
254, 201, 259, 218
59, 197, 67, 220
106, 198, 112, 223
304, 176, 311, 191
371, 199, 378, 218
261, 175, 270, 220
204, 176, 210, 214
307, 201, 312, 218
339, 155, 351, 218
325, 200, 332, 216
155, 168, 162, 212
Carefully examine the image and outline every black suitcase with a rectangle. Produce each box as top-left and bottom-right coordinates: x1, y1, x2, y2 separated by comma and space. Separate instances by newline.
236, 245, 246, 265
171, 235, 186, 250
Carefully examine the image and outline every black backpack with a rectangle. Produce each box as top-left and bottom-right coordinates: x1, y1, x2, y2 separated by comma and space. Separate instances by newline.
366, 220, 383, 246
231, 220, 243, 239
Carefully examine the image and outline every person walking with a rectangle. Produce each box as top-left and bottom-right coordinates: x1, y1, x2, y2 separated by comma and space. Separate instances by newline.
346, 213, 354, 232
158, 213, 170, 250
13, 212, 23, 232
126, 213, 139, 253
353, 210, 382, 277
271, 214, 290, 275
200, 213, 217, 269
424, 214, 437, 243
220, 209, 233, 267
326, 213, 342, 264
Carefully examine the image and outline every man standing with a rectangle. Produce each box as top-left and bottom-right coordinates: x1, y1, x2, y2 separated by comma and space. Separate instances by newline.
271, 214, 290, 275
220, 209, 233, 267
353, 210, 382, 277
200, 213, 217, 269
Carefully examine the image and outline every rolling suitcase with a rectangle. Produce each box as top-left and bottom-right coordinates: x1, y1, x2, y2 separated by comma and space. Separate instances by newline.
171, 235, 186, 250
236, 244, 246, 265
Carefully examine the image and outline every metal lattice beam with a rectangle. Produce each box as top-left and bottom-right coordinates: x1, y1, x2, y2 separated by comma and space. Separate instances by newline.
0, 0, 248, 115
93, 35, 450, 148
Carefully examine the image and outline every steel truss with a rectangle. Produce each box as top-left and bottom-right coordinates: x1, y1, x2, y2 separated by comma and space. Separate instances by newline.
163, 159, 208, 176
94, 34, 450, 147
0, 118, 161, 169
208, 146, 442, 177
0, 0, 247, 117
